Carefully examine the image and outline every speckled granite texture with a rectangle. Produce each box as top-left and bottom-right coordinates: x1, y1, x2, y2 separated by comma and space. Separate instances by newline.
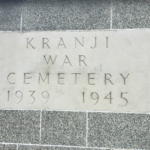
0, 0, 21, 31
0, 110, 150, 149
0, 144, 17, 150
88, 113, 150, 149
22, 0, 110, 31
41, 111, 86, 146
0, 110, 40, 144
0, 0, 150, 31
113, 0, 150, 29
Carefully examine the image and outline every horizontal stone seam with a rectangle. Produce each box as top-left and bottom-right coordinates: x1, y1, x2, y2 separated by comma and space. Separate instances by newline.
0, 143, 144, 150
0, 142, 109, 149
0, 109, 150, 115
1, 28, 150, 33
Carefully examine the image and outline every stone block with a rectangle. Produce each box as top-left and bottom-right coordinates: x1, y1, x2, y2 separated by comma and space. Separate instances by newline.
41, 111, 86, 146
22, 0, 110, 31
0, 110, 40, 144
113, 0, 150, 28
0, 0, 21, 31
88, 112, 150, 149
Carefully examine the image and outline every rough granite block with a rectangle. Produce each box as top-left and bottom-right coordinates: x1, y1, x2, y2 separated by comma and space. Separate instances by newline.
22, 0, 110, 31
0, 0, 22, 31
0, 144, 17, 150
88, 112, 150, 149
18, 145, 109, 150
113, 0, 150, 29
41, 111, 86, 146
0, 110, 40, 144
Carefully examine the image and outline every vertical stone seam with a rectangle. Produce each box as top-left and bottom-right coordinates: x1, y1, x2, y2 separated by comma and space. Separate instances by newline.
110, 0, 113, 29
40, 110, 42, 144
20, 0, 23, 33
86, 111, 88, 147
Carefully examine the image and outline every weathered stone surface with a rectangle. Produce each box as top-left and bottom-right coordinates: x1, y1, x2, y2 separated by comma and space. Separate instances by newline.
88, 112, 150, 149
0, 0, 21, 31
0, 110, 40, 144
0, 30, 150, 112
41, 111, 86, 146
113, 0, 150, 29
0, 144, 17, 150
22, 0, 110, 31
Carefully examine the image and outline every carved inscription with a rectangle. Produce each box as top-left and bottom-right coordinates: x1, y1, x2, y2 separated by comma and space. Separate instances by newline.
0, 30, 149, 112
6, 72, 129, 85
26, 37, 106, 49
4, 49, 130, 107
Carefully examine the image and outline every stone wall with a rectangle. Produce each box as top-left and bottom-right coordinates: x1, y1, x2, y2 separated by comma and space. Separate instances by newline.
0, 0, 150, 150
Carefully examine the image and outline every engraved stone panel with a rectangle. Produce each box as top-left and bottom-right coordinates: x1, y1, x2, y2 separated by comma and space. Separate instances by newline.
0, 30, 150, 112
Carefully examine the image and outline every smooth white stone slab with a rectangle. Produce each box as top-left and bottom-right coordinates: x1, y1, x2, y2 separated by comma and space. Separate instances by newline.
0, 30, 150, 112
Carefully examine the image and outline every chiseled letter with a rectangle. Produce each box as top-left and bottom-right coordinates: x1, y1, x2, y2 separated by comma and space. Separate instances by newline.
43, 55, 57, 65
106, 37, 108, 48
104, 73, 114, 85
58, 73, 65, 84
57, 38, 66, 49
26, 38, 35, 49
79, 55, 87, 66
39, 73, 49, 84
120, 74, 129, 85
88, 73, 95, 85
62, 55, 72, 66
43, 38, 50, 49
7, 73, 16, 84
75, 37, 84, 48
72, 73, 81, 84
24, 73, 32, 84
91, 37, 97, 49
